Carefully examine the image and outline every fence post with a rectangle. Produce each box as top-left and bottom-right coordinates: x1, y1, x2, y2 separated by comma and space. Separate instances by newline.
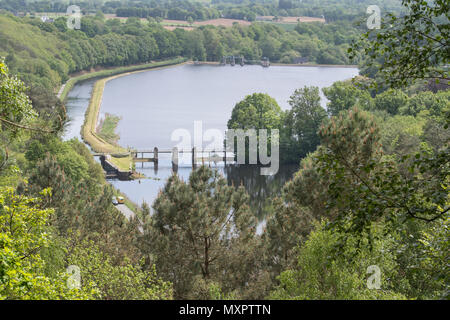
154, 147, 158, 164
172, 147, 178, 173
192, 147, 197, 169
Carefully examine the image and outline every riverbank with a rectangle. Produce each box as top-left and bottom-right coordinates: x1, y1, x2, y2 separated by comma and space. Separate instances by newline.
270, 62, 359, 68
59, 57, 187, 101
187, 61, 358, 68
77, 57, 187, 172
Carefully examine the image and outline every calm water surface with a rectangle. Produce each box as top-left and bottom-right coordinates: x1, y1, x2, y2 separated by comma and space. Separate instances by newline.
64, 64, 358, 222
63, 79, 96, 141
100, 64, 358, 148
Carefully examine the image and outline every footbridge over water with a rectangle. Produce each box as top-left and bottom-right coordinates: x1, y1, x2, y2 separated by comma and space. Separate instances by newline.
93, 147, 235, 174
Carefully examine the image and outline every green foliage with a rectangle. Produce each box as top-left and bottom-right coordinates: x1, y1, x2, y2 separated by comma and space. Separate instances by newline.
378, 114, 425, 156
323, 80, 373, 116
315, 107, 448, 235
351, 0, 449, 88
281, 86, 327, 162
373, 89, 409, 115
228, 93, 282, 130
264, 195, 313, 275
25, 137, 90, 184
415, 217, 450, 299
269, 221, 407, 300
1, 1, 448, 301
67, 240, 172, 300
0, 187, 93, 299
97, 113, 121, 145
142, 166, 257, 299
227, 93, 282, 162
0, 59, 36, 135
0, 58, 41, 170
400, 90, 450, 117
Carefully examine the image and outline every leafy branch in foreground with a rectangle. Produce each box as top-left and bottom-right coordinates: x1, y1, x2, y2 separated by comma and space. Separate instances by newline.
316, 107, 449, 235
0, 187, 94, 299
0, 60, 60, 170
350, 0, 449, 89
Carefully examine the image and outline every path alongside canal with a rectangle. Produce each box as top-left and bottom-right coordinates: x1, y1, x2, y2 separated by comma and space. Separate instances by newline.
63, 58, 187, 172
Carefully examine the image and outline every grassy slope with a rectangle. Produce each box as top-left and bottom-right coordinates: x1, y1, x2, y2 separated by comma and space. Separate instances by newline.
0, 15, 68, 89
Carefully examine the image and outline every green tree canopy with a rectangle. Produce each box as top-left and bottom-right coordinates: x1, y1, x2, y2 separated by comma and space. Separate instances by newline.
351, 0, 449, 88
0, 187, 93, 299
142, 166, 257, 299
323, 80, 373, 116
227, 93, 282, 131
269, 221, 407, 300
281, 86, 327, 162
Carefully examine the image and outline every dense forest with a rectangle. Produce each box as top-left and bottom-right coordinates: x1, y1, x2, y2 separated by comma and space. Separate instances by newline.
0, 9, 361, 115
0, 0, 448, 300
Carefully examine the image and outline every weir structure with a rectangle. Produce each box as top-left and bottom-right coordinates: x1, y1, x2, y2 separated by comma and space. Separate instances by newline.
220, 56, 270, 67
94, 147, 235, 178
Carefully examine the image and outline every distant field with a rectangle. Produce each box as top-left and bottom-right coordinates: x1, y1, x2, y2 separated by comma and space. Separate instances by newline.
194, 18, 251, 27
31, 12, 67, 18
266, 23, 298, 31
163, 18, 251, 30
257, 16, 326, 23
106, 14, 253, 29
32, 13, 322, 31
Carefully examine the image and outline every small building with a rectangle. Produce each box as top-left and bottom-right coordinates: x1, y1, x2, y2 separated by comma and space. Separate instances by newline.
40, 16, 54, 23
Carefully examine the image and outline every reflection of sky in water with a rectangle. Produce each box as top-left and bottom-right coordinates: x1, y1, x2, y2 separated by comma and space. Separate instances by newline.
101, 64, 358, 149
62, 79, 95, 141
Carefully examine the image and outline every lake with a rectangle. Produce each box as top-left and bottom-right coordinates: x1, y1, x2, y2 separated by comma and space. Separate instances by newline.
64, 63, 358, 223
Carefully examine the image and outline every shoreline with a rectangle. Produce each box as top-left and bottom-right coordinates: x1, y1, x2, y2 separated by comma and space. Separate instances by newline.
59, 57, 187, 101
270, 62, 358, 68
186, 61, 359, 68
77, 58, 187, 171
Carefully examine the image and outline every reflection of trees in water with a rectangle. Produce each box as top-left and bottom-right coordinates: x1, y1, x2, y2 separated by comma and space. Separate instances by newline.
224, 164, 298, 221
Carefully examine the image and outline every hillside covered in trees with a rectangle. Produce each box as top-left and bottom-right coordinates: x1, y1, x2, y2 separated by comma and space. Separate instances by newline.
0, 9, 361, 111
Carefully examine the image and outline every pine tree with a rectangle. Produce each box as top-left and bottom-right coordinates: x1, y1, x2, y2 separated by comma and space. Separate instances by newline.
141, 166, 257, 299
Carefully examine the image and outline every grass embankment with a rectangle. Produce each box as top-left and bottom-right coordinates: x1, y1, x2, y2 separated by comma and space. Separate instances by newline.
77, 58, 187, 171
97, 113, 121, 145
82, 77, 132, 171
